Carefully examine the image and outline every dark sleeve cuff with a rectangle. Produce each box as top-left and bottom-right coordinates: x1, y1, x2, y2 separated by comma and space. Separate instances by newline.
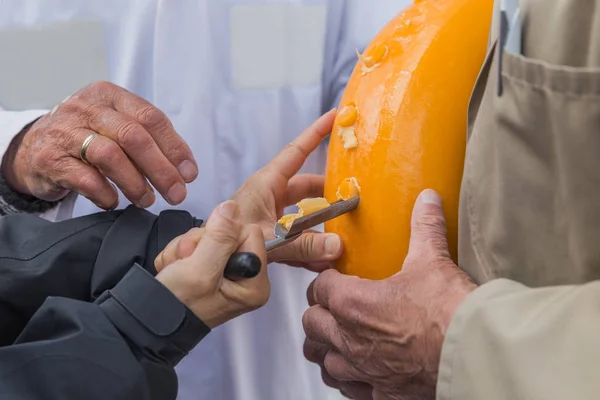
95, 264, 210, 366
0, 174, 61, 215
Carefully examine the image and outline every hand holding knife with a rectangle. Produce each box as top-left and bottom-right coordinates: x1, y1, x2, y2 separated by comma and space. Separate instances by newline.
223, 196, 360, 280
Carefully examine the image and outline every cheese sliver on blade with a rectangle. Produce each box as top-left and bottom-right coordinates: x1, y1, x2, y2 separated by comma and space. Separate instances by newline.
296, 197, 331, 215
277, 213, 300, 231
277, 197, 331, 230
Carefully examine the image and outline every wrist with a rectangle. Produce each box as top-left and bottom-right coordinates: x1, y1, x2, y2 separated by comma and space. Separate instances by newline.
0, 117, 62, 214
1, 119, 36, 197
156, 268, 225, 329
96, 264, 210, 365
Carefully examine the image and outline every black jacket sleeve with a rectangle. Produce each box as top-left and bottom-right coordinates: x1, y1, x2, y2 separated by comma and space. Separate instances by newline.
0, 206, 209, 400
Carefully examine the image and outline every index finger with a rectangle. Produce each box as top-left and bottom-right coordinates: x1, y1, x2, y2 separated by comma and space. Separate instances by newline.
191, 201, 242, 273
263, 109, 336, 180
311, 268, 345, 310
311, 270, 368, 322
302, 304, 344, 350
99, 82, 198, 183
155, 227, 205, 272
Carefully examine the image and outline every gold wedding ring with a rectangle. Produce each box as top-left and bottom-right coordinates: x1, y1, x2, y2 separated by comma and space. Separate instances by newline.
80, 133, 98, 165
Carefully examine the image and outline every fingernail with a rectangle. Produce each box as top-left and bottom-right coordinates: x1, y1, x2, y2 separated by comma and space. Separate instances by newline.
218, 200, 239, 221
324, 234, 342, 256
178, 160, 198, 183
419, 189, 442, 205
138, 190, 155, 208
167, 182, 186, 205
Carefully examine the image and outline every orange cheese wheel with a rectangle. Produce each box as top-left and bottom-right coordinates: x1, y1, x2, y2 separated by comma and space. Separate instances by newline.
324, 0, 493, 279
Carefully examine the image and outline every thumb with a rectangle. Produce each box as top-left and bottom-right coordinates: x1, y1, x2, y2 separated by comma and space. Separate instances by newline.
191, 200, 242, 274
268, 232, 343, 271
405, 189, 451, 267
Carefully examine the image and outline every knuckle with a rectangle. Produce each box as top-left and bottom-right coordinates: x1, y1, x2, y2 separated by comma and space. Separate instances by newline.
328, 290, 348, 316
301, 309, 314, 332
124, 183, 149, 202
45, 126, 65, 141
303, 339, 323, 363
205, 227, 238, 247
302, 339, 314, 361
318, 268, 338, 285
326, 279, 365, 320
337, 298, 363, 325
59, 100, 83, 116
161, 134, 189, 160
91, 140, 149, 200
187, 227, 205, 241
87, 80, 114, 95
312, 270, 336, 304
177, 236, 198, 259
306, 281, 316, 305
125, 184, 150, 203
92, 139, 121, 165
116, 121, 149, 149
82, 102, 104, 120
136, 105, 166, 127
176, 238, 189, 257
73, 173, 101, 193
165, 140, 188, 161
285, 140, 310, 159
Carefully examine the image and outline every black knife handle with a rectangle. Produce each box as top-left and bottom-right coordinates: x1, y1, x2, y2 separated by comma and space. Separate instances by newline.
223, 252, 262, 281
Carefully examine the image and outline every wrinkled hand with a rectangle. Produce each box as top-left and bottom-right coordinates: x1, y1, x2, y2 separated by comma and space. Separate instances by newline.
302, 189, 476, 400
156, 200, 268, 328
154, 110, 343, 273
2, 81, 197, 209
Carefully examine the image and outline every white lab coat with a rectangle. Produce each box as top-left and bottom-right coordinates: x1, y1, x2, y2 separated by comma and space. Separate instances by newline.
0, 1, 410, 399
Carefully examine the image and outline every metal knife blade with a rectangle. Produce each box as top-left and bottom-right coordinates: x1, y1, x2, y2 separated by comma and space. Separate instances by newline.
275, 196, 360, 239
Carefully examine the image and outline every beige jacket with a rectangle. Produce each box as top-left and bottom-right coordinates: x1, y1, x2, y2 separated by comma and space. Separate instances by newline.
437, 1, 600, 399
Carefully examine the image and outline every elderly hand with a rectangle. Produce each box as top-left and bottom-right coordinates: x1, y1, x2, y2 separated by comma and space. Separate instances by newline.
1, 81, 197, 210
302, 189, 476, 400
155, 110, 343, 273
156, 200, 268, 328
